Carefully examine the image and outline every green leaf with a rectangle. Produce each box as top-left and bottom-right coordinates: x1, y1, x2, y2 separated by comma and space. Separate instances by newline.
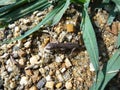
0, 0, 16, 6
91, 49, 120, 90
112, 0, 120, 12
1, 1, 65, 44
52, 0, 70, 26
71, 0, 86, 4
90, 71, 104, 90
102, 0, 110, 3
99, 49, 120, 90
0, 0, 49, 23
81, 7, 99, 72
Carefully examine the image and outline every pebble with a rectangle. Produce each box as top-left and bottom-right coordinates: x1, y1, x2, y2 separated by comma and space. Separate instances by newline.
19, 58, 26, 66
89, 63, 95, 71
25, 69, 33, 76
39, 68, 45, 74
7, 66, 13, 72
18, 49, 26, 57
61, 67, 66, 73
58, 31, 67, 42
29, 85, 38, 90
37, 78, 46, 89
8, 24, 15, 29
45, 81, 55, 89
30, 55, 40, 65
45, 75, 52, 81
66, 21, 75, 33
24, 41, 31, 48
65, 58, 72, 68
31, 74, 40, 83
14, 26, 20, 32
10, 81, 16, 89
36, 11, 45, 17
20, 76, 29, 85
108, 46, 113, 52
12, 51, 19, 59
56, 82, 62, 89
65, 80, 72, 89
56, 70, 64, 82
55, 56, 63, 63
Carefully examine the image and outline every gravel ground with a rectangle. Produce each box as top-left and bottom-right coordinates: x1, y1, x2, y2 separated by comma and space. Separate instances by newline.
0, 3, 120, 90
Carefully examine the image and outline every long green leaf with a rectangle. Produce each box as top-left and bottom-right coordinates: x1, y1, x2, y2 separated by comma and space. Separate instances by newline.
91, 49, 120, 90
0, 0, 16, 6
52, 0, 70, 26
100, 49, 120, 90
1, 1, 64, 44
0, 0, 50, 23
81, 7, 99, 72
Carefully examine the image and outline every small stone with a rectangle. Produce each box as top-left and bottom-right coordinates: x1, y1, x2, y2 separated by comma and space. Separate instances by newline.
24, 41, 31, 48
65, 80, 72, 89
18, 49, 26, 57
56, 70, 64, 82
31, 74, 40, 83
45, 75, 52, 81
14, 26, 20, 32
108, 46, 113, 52
8, 24, 15, 28
55, 56, 63, 63
7, 66, 13, 72
36, 12, 45, 17
23, 19, 30, 25
25, 69, 33, 76
10, 81, 16, 89
37, 78, 46, 89
30, 55, 40, 65
89, 63, 95, 71
19, 58, 26, 66
39, 68, 45, 74
14, 32, 20, 37
66, 21, 75, 33
45, 81, 55, 89
56, 82, 62, 89
12, 51, 19, 59
33, 11, 39, 15
20, 76, 29, 85
65, 58, 72, 68
29, 86, 38, 90
61, 67, 66, 73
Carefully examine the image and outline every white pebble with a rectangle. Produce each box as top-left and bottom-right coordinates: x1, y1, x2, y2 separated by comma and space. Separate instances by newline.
8, 24, 15, 28
24, 41, 31, 48
14, 26, 20, 32
89, 63, 95, 71
61, 68, 66, 73
30, 55, 40, 65
7, 66, 13, 72
65, 58, 72, 68
45, 81, 55, 89
45, 75, 52, 81
20, 76, 28, 85
65, 80, 72, 89
55, 56, 63, 63
36, 12, 45, 17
